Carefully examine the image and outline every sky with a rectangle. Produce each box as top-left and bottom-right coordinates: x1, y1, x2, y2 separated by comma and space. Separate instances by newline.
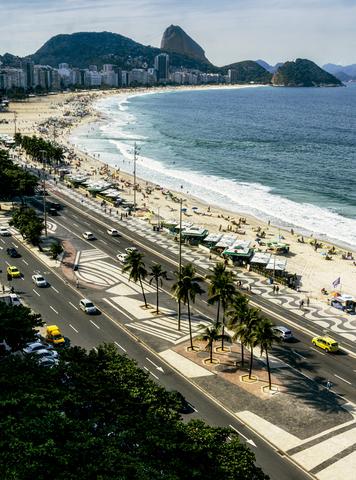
1, 0, 356, 66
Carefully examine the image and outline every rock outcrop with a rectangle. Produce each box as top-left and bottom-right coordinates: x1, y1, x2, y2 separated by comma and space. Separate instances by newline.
161, 25, 210, 64
272, 58, 342, 87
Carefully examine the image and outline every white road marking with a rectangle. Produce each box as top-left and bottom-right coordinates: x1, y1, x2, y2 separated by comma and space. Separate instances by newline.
73, 223, 79, 227
69, 301, 78, 310
334, 374, 352, 385
33, 289, 40, 296
22, 259, 29, 265
114, 341, 126, 352
143, 366, 159, 380
99, 239, 108, 245
189, 403, 198, 412
293, 350, 306, 359
311, 347, 325, 356
146, 357, 164, 373
51, 286, 59, 293
50, 306, 58, 314
229, 425, 257, 448
90, 319, 100, 329
5, 261, 10, 266
0, 239, 5, 244
69, 324, 79, 333
12, 243, 19, 248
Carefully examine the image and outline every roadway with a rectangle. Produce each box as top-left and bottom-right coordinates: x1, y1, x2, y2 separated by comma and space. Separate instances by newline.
0, 220, 308, 480
29, 188, 356, 402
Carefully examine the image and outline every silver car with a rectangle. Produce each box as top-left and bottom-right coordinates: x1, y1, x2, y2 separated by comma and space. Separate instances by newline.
80, 298, 97, 314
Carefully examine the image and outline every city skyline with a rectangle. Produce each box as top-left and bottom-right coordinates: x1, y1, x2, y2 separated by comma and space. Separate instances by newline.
2, 0, 356, 66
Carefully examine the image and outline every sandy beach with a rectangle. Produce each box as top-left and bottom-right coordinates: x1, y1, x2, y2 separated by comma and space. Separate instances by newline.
1, 87, 355, 303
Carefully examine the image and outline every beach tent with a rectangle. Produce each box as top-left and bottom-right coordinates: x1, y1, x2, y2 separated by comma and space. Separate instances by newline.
267, 241, 290, 253
181, 226, 209, 244
203, 233, 223, 248
265, 256, 287, 271
250, 252, 271, 265
223, 240, 253, 259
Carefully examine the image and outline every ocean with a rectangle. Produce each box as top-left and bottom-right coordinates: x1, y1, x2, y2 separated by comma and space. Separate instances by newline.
70, 84, 356, 250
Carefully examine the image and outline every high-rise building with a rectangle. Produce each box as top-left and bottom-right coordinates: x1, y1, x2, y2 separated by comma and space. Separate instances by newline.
154, 53, 169, 83
228, 69, 238, 84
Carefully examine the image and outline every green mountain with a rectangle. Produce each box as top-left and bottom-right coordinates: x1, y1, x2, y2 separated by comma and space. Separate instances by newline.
28, 31, 215, 72
272, 58, 342, 87
220, 60, 272, 83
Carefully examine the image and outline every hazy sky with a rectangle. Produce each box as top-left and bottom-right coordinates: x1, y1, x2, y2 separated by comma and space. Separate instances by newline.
2, 0, 356, 66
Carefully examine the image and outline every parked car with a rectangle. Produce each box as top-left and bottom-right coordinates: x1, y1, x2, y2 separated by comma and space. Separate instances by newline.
32, 274, 48, 287
312, 336, 339, 353
23, 342, 55, 355
83, 232, 95, 240
80, 298, 97, 314
37, 357, 58, 368
0, 227, 11, 236
107, 228, 119, 236
9, 293, 21, 306
7, 265, 21, 278
6, 247, 20, 258
272, 326, 294, 341
45, 325, 65, 346
117, 253, 128, 263
32, 348, 59, 360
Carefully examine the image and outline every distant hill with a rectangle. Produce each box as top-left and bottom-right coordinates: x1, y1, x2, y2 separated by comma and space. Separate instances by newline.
28, 31, 214, 72
323, 63, 356, 81
272, 59, 342, 87
255, 59, 283, 73
221, 60, 272, 83
161, 25, 210, 64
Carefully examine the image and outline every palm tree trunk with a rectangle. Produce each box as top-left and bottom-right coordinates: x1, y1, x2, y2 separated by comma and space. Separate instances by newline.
221, 312, 225, 350
249, 345, 254, 379
210, 341, 213, 363
241, 344, 245, 367
155, 278, 159, 314
216, 298, 220, 325
187, 298, 193, 350
178, 300, 181, 331
139, 276, 147, 307
266, 349, 272, 389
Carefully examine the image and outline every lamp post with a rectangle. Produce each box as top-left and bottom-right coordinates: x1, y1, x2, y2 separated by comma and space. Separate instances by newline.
178, 197, 183, 331
133, 142, 139, 214
13, 112, 17, 136
40, 150, 48, 237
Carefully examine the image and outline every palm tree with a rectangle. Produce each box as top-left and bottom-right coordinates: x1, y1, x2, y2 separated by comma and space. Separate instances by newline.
171, 263, 204, 350
207, 263, 236, 351
149, 263, 168, 314
122, 250, 148, 307
255, 318, 281, 389
231, 306, 260, 378
226, 293, 250, 366
196, 322, 230, 363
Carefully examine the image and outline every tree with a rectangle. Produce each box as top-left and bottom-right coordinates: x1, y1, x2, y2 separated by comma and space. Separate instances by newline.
231, 307, 260, 378
0, 343, 268, 479
149, 263, 168, 314
197, 322, 230, 363
122, 250, 148, 307
226, 293, 250, 366
10, 207, 44, 245
49, 242, 63, 259
255, 318, 281, 389
0, 302, 43, 353
0, 148, 37, 201
206, 262, 226, 325
171, 263, 204, 350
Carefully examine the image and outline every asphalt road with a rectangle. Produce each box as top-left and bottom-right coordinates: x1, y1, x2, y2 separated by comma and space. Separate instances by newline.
32, 189, 356, 402
0, 227, 308, 480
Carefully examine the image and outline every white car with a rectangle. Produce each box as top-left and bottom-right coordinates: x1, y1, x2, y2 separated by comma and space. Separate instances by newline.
23, 342, 54, 355
117, 253, 128, 263
9, 293, 21, 306
79, 298, 97, 314
33, 348, 59, 359
83, 231, 96, 240
125, 247, 138, 254
0, 227, 11, 236
107, 228, 119, 236
32, 274, 48, 287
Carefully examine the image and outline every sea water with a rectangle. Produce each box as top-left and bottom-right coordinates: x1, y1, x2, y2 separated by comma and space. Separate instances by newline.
70, 84, 356, 249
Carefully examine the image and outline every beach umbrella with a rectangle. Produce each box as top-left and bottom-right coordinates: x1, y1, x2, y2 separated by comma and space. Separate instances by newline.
192, 206, 198, 210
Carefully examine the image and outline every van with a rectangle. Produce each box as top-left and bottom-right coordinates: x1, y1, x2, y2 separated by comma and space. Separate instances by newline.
273, 326, 294, 341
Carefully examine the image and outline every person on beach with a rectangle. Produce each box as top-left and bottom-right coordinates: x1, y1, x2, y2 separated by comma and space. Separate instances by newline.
276, 285, 279, 294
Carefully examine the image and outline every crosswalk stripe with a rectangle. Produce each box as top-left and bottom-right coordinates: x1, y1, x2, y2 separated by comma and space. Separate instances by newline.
128, 323, 180, 341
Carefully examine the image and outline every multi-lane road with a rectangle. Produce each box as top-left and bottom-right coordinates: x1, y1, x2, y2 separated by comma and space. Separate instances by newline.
2, 179, 355, 479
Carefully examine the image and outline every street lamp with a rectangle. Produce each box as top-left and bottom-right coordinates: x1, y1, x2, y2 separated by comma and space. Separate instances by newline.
178, 197, 183, 331
133, 142, 140, 214
40, 150, 48, 237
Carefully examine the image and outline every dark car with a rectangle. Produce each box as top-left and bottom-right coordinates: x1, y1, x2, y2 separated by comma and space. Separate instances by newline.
6, 247, 21, 258
170, 391, 193, 414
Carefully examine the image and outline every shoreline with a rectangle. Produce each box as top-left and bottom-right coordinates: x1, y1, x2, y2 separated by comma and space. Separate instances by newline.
1, 86, 356, 301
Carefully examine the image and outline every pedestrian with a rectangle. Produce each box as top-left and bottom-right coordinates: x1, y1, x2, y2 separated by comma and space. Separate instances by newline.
299, 299, 304, 309
272, 285, 276, 293
326, 380, 332, 391
276, 285, 279, 294
10, 286, 15, 294
1, 284, 5, 293
306, 296, 310, 307
76, 278, 79, 288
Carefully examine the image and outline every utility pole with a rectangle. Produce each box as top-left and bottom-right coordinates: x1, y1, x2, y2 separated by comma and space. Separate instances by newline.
178, 197, 183, 331
13, 112, 17, 136
40, 150, 48, 237
133, 142, 139, 214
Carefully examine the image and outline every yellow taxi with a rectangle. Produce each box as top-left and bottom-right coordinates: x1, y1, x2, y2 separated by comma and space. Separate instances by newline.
45, 325, 65, 346
7, 265, 21, 278
312, 335, 339, 353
